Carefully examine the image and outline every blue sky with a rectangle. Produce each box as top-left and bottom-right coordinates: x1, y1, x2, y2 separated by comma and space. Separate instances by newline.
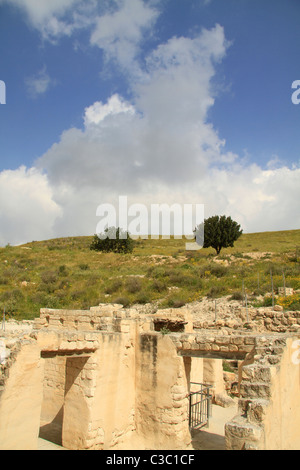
0, 0, 299, 245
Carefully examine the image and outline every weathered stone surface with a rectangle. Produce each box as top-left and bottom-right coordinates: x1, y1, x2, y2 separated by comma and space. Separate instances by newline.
1, 302, 300, 451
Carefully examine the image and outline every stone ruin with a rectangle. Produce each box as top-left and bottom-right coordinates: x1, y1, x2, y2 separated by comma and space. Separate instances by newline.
1, 301, 300, 450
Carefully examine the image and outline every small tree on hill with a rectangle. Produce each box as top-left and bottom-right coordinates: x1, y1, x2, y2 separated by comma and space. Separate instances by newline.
90, 226, 134, 254
194, 215, 242, 255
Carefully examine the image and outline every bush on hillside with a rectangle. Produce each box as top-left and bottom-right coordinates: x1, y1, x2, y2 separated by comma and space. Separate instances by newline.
90, 227, 134, 254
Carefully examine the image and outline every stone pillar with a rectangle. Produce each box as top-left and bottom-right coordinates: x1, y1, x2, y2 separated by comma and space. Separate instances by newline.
203, 358, 225, 395
136, 334, 191, 449
190, 357, 204, 392
203, 358, 234, 407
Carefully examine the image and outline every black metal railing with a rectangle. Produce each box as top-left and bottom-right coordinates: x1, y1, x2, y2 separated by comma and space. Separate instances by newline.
189, 383, 212, 431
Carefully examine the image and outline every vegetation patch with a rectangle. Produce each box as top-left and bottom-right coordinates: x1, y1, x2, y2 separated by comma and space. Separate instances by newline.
0, 229, 298, 319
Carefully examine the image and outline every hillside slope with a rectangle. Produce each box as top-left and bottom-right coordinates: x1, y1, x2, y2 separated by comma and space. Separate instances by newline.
0, 230, 299, 320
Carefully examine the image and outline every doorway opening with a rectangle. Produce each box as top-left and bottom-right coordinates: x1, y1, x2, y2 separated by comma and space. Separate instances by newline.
39, 352, 90, 448
183, 355, 246, 450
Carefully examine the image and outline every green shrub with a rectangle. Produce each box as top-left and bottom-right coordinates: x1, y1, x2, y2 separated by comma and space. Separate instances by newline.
104, 279, 123, 294
207, 285, 227, 298
71, 289, 86, 301
134, 292, 151, 305
78, 263, 89, 270
209, 264, 228, 278
223, 360, 235, 373
160, 326, 171, 335
252, 286, 269, 296
150, 279, 167, 293
277, 293, 300, 311
166, 298, 186, 308
262, 295, 274, 307
168, 272, 187, 286
147, 266, 166, 279
112, 296, 131, 307
90, 227, 134, 254
0, 288, 25, 314
58, 265, 68, 276
40, 270, 58, 284
125, 277, 142, 294
230, 291, 244, 301
0, 276, 9, 285
0, 288, 24, 302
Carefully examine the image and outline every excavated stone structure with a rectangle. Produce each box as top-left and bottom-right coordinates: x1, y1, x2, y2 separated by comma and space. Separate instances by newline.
0, 304, 300, 450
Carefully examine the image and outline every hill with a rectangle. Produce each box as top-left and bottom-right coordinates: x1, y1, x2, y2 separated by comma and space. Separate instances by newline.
0, 230, 299, 320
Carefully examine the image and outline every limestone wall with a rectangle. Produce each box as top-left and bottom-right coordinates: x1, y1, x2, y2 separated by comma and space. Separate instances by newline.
252, 308, 300, 333
1, 303, 300, 450
194, 307, 300, 334
36, 313, 138, 450
40, 354, 66, 428
0, 340, 44, 450
263, 337, 300, 449
225, 335, 300, 450
87, 332, 137, 450
173, 332, 256, 359
135, 333, 191, 450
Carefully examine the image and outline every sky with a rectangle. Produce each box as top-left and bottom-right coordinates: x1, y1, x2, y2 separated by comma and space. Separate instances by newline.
0, 0, 299, 246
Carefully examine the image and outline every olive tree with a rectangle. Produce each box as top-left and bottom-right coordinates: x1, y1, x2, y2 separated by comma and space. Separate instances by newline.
194, 215, 242, 255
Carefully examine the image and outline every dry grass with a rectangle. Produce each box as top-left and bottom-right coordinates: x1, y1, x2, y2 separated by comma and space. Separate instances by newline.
0, 230, 299, 319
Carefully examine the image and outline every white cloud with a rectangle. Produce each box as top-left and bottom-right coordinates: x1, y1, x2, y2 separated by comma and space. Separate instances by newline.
28, 23, 299, 243
0, 0, 97, 41
84, 94, 136, 126
0, 0, 77, 23
0, 7, 298, 245
25, 66, 54, 97
90, 0, 159, 71
192, 164, 300, 233
37, 26, 230, 190
0, 0, 76, 37
1, 159, 299, 246
1, 0, 158, 49
0, 167, 62, 246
